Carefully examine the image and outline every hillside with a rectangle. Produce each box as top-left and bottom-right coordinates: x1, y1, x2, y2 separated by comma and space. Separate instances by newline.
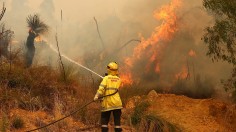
125, 90, 236, 132
0, 63, 235, 132
2, 88, 236, 132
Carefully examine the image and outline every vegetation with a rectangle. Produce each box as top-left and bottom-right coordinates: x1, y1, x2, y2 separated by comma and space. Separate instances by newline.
11, 116, 24, 129
0, 0, 234, 130
0, 58, 100, 130
0, 11, 100, 131
140, 114, 180, 132
131, 101, 150, 125
25, 14, 49, 67
130, 101, 180, 132
26, 14, 49, 34
171, 74, 215, 99
203, 0, 236, 102
0, 4, 13, 59
0, 112, 8, 132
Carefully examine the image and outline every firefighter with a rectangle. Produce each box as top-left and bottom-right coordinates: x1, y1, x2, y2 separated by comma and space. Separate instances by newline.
94, 62, 123, 132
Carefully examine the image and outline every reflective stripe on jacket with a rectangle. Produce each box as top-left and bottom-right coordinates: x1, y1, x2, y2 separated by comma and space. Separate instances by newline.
96, 75, 123, 111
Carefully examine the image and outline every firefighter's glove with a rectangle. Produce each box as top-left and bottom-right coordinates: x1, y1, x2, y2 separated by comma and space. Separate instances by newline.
94, 95, 99, 101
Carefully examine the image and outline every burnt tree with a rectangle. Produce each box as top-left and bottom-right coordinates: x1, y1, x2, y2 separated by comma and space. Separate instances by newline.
25, 14, 48, 67
0, 3, 14, 59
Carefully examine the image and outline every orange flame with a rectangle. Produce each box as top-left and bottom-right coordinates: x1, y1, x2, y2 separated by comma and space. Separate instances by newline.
155, 64, 161, 73
34, 36, 42, 43
11, 40, 19, 44
121, 0, 181, 86
120, 72, 133, 86
188, 49, 196, 57
175, 65, 188, 79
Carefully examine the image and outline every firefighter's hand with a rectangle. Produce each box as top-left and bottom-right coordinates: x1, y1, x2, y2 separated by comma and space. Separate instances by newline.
94, 95, 99, 101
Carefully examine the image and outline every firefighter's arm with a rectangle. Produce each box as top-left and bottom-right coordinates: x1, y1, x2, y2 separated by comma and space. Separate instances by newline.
94, 77, 107, 101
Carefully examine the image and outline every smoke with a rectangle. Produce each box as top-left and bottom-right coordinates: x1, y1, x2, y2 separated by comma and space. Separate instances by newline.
163, 0, 231, 82
2, 0, 232, 97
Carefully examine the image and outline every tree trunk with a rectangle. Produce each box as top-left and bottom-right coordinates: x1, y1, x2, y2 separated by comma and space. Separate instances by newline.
25, 30, 37, 68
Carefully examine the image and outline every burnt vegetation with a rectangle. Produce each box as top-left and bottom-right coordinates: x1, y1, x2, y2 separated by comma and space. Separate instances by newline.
171, 74, 215, 99
25, 14, 49, 68
0, 4, 13, 60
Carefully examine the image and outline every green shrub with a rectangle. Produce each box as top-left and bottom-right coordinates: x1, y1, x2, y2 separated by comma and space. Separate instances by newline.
140, 114, 180, 132
131, 101, 150, 125
130, 102, 180, 132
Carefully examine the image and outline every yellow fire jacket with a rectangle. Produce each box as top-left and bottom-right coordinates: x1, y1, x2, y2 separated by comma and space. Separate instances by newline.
96, 75, 123, 112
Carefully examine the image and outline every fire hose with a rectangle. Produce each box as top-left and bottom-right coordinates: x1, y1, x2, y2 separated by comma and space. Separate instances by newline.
26, 90, 118, 132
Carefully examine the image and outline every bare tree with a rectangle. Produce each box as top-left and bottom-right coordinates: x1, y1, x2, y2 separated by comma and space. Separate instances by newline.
0, 24, 14, 59
0, 3, 14, 60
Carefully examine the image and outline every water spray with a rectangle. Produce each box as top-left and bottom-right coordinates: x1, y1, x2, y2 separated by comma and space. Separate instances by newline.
47, 43, 104, 79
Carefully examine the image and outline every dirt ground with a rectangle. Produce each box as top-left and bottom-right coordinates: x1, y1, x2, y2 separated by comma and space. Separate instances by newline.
129, 90, 236, 132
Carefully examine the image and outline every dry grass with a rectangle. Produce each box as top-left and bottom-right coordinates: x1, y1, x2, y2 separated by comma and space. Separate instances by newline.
130, 101, 150, 126
0, 111, 9, 132
209, 103, 236, 131
129, 100, 180, 132
139, 114, 180, 132
0, 56, 101, 131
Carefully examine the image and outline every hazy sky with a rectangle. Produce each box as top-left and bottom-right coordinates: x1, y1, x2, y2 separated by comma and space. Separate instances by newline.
2, 0, 168, 55
27, 0, 124, 23
3, 0, 166, 40
5, 0, 164, 24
